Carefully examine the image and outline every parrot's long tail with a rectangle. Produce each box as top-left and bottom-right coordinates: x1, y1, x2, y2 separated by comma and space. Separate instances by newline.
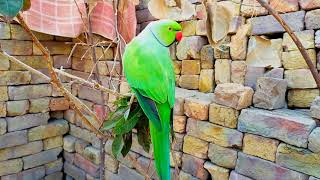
150, 102, 171, 180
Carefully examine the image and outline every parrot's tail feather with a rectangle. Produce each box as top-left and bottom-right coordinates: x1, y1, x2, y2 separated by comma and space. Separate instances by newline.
149, 102, 171, 180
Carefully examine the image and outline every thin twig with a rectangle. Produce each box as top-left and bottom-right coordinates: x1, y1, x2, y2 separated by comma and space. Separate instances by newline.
255, 0, 320, 89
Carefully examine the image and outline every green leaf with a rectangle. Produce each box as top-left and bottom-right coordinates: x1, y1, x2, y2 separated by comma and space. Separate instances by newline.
121, 132, 132, 157
136, 116, 151, 152
0, 0, 24, 17
22, 0, 31, 11
114, 97, 130, 107
112, 134, 124, 159
113, 106, 143, 135
101, 106, 128, 131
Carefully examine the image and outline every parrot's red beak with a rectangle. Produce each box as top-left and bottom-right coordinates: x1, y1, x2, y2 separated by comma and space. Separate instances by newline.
176, 31, 183, 42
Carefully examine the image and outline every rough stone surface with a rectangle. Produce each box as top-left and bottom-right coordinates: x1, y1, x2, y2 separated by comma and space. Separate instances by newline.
306, 9, 320, 29
83, 146, 101, 165
178, 75, 199, 90
243, 134, 279, 161
213, 83, 254, 110
0, 159, 23, 176
6, 100, 29, 116
63, 135, 77, 152
282, 30, 315, 51
0, 130, 28, 149
209, 103, 239, 128
282, 49, 316, 69
241, 0, 268, 17
229, 171, 253, 180
70, 124, 101, 148
173, 115, 187, 133
45, 158, 63, 174
118, 164, 144, 180
0, 102, 5, 117
238, 108, 316, 148
0, 86, 8, 101
0, 141, 43, 161
183, 135, 208, 159
181, 60, 201, 75
276, 143, 320, 178
0, 71, 31, 85
214, 37, 231, 59
253, 77, 287, 110
0, 118, 6, 135
74, 153, 99, 177
8, 84, 52, 100
184, 92, 212, 120
299, 0, 320, 10
288, 89, 319, 108
181, 154, 209, 180
215, 59, 231, 84
236, 152, 308, 180
244, 66, 266, 90
22, 147, 62, 170
64, 162, 86, 180
230, 35, 247, 61
199, 69, 214, 93
208, 143, 237, 168
285, 69, 317, 89
270, 0, 299, 12
204, 162, 229, 180
311, 96, 320, 119
309, 128, 320, 152
231, 61, 246, 85
28, 119, 69, 141
43, 136, 63, 150
29, 98, 50, 113
249, 11, 305, 35
187, 119, 243, 148
6, 112, 49, 132
180, 20, 196, 36
200, 45, 214, 69
177, 36, 208, 60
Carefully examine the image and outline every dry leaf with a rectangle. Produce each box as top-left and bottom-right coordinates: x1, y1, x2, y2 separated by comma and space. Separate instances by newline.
246, 36, 282, 68
148, 0, 195, 21
205, 0, 232, 48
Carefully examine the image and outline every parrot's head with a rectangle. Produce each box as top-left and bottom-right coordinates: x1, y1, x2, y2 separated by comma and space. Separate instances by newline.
150, 19, 183, 47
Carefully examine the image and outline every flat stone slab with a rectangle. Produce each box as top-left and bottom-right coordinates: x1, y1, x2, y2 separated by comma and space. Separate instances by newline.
238, 108, 316, 147
235, 152, 309, 180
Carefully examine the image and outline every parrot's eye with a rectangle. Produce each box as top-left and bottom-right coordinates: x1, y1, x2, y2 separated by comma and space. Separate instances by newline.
168, 27, 172, 31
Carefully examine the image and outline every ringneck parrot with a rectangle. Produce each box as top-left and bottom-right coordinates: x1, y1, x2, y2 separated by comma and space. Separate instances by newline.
123, 20, 182, 180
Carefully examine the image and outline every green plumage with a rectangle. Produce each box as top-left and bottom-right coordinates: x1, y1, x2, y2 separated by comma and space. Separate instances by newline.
123, 20, 181, 180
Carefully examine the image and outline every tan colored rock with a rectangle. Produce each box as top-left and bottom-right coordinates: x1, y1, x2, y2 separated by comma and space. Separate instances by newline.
0, 86, 8, 101
179, 75, 199, 90
231, 61, 246, 85
209, 103, 239, 128
270, 0, 299, 13
196, 19, 207, 36
283, 30, 315, 51
215, 59, 231, 84
213, 83, 254, 110
243, 134, 279, 161
204, 162, 229, 180
177, 36, 208, 60
181, 60, 201, 75
44, 136, 63, 150
183, 135, 208, 159
228, 16, 245, 34
180, 20, 196, 36
241, 0, 268, 17
217, 1, 240, 17
173, 61, 182, 74
200, 45, 214, 69
230, 34, 248, 60
170, 151, 182, 167
6, 100, 29, 116
0, 102, 6, 117
184, 92, 212, 120
288, 89, 320, 108
246, 37, 282, 68
0, 159, 23, 176
285, 69, 317, 88
282, 49, 316, 69
199, 69, 214, 93
173, 115, 187, 133
214, 37, 231, 59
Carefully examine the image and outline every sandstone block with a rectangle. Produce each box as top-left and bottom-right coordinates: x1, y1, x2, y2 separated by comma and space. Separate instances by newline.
74, 153, 99, 177
0, 141, 43, 161
276, 143, 320, 178
64, 162, 86, 180
179, 170, 198, 180
29, 98, 50, 113
0, 22, 10, 39
84, 146, 101, 165
244, 66, 266, 90
183, 135, 208, 159
208, 144, 237, 168
235, 152, 308, 180
282, 49, 316, 69
204, 162, 229, 180
253, 77, 287, 110
49, 97, 70, 111
173, 115, 186, 133
249, 11, 305, 35
172, 133, 184, 151
209, 103, 239, 128
15, 166, 46, 180
23, 147, 62, 169
0, 102, 6, 117
196, 19, 207, 36
187, 119, 243, 148
213, 83, 254, 110
283, 30, 315, 51
0, 159, 23, 176
63, 151, 75, 164
181, 60, 200, 75
241, 0, 268, 17
70, 124, 101, 148
0, 118, 6, 135
299, 0, 320, 10
33, 41, 71, 55
200, 45, 214, 69
270, 0, 299, 12
6, 112, 49, 132
288, 89, 319, 108
306, 9, 320, 29
173, 61, 181, 75
177, 36, 208, 60
184, 92, 212, 120
0, 53, 9, 70
8, 84, 52, 100
0, 130, 28, 149
238, 108, 316, 147
6, 100, 29, 116
174, 88, 198, 115
180, 20, 196, 36
231, 61, 246, 85
309, 128, 320, 153
44, 136, 63, 150
78, 85, 108, 105
45, 172, 63, 180
214, 37, 231, 59
199, 69, 214, 93
0, 40, 32, 55
311, 96, 320, 119
0, 86, 8, 101
10, 56, 47, 71
178, 75, 199, 90
28, 119, 69, 141
285, 69, 317, 88
105, 154, 119, 173
230, 34, 247, 60
63, 135, 77, 152
215, 59, 231, 84
118, 164, 144, 180
181, 154, 209, 180
229, 16, 246, 34
0, 71, 31, 85
243, 133, 279, 161
229, 171, 253, 180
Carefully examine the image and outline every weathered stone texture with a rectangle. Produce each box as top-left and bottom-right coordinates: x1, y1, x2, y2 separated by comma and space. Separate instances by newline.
215, 59, 231, 84
282, 49, 316, 69
231, 61, 246, 85
309, 128, 320, 153
288, 89, 319, 108
184, 92, 212, 120
199, 69, 214, 93
8, 84, 52, 100
22, 147, 62, 170
0, 141, 43, 161
285, 69, 317, 89
238, 108, 316, 148
181, 154, 209, 180
311, 96, 320, 119
64, 162, 86, 180
200, 45, 214, 69
28, 119, 69, 141
213, 83, 254, 110
241, 0, 268, 17
204, 162, 229, 180
178, 75, 199, 89
6, 112, 49, 132
299, 0, 320, 10
44, 136, 63, 150
45, 158, 63, 174
177, 36, 208, 60
0, 130, 28, 149
183, 135, 208, 159
209, 103, 239, 128
173, 115, 186, 133
0, 118, 6, 135
306, 9, 320, 29
0, 159, 23, 176
74, 153, 99, 177
208, 143, 237, 168
229, 171, 253, 180
282, 30, 315, 51
181, 60, 200, 75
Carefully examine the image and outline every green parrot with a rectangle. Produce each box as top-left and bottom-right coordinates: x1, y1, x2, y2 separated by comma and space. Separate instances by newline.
123, 20, 182, 180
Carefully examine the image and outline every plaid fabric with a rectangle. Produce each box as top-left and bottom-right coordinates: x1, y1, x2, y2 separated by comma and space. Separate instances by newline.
22, 0, 136, 42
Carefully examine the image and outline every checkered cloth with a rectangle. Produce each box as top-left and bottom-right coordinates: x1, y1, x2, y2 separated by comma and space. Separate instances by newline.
22, 0, 136, 42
